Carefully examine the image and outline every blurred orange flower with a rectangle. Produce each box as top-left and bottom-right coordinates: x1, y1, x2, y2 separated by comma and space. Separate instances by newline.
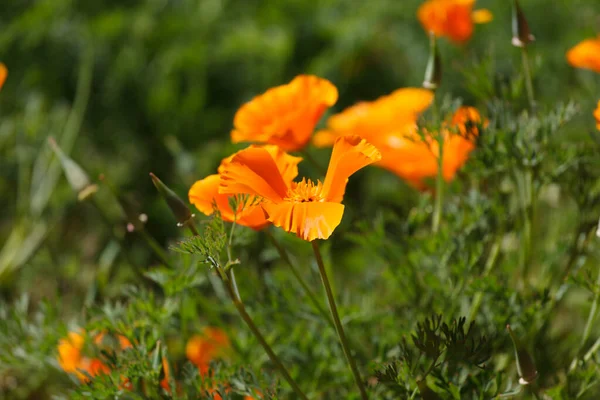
186, 327, 231, 376
378, 106, 483, 188
231, 75, 338, 151
220, 135, 381, 241
0, 63, 6, 91
567, 37, 600, 73
313, 88, 434, 148
315, 96, 482, 188
417, 0, 492, 43
57, 331, 110, 382
189, 145, 302, 230
594, 101, 600, 130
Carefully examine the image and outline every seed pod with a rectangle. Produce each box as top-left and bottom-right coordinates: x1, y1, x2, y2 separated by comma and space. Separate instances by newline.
511, 0, 535, 48
507, 324, 538, 384
423, 32, 442, 90
150, 173, 193, 227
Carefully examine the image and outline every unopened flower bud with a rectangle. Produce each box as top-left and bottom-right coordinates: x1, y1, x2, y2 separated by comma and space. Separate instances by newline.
507, 324, 538, 385
417, 380, 442, 400
423, 32, 442, 90
149, 173, 193, 226
511, 0, 535, 48
48, 137, 98, 201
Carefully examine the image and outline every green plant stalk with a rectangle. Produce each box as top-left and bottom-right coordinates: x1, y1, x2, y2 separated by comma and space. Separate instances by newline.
432, 135, 445, 234
521, 169, 534, 281
301, 149, 327, 177
521, 47, 536, 111
224, 269, 309, 400
569, 262, 600, 373
468, 238, 501, 322
312, 241, 369, 400
265, 230, 335, 328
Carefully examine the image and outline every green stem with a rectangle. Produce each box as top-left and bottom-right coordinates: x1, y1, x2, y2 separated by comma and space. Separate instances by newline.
521, 46, 536, 112
521, 169, 534, 281
432, 135, 444, 234
569, 262, 600, 373
223, 270, 308, 400
265, 230, 334, 328
468, 238, 501, 322
138, 229, 174, 269
312, 241, 369, 400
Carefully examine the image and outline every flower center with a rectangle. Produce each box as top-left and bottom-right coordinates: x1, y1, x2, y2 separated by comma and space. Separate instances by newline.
285, 178, 324, 203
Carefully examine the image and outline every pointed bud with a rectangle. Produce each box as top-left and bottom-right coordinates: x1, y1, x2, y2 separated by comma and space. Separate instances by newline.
423, 32, 442, 90
48, 137, 98, 201
417, 380, 442, 400
507, 325, 538, 384
149, 173, 193, 226
511, 0, 535, 48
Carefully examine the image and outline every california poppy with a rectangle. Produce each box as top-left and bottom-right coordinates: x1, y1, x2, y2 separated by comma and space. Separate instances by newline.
315, 96, 482, 188
313, 88, 434, 148
567, 37, 600, 73
417, 0, 493, 43
186, 327, 231, 376
231, 75, 338, 151
0, 63, 6, 91
189, 145, 302, 230
219, 135, 381, 241
594, 101, 600, 130
377, 106, 483, 188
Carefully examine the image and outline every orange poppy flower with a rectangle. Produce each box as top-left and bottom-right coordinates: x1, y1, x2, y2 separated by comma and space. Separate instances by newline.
231, 75, 338, 151
594, 101, 600, 130
219, 135, 381, 241
567, 37, 600, 73
417, 0, 493, 43
0, 63, 6, 91
186, 327, 231, 376
313, 88, 434, 149
376, 106, 483, 188
189, 145, 302, 230
57, 330, 111, 382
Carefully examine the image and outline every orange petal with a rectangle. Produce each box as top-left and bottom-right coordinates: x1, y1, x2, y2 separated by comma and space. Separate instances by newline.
321, 135, 382, 203
595, 100, 600, 130
57, 331, 85, 373
262, 201, 345, 241
417, 0, 476, 43
231, 75, 338, 151
567, 37, 600, 73
472, 9, 493, 24
262, 145, 303, 184
189, 174, 270, 229
190, 174, 234, 219
219, 147, 289, 202
0, 63, 6, 91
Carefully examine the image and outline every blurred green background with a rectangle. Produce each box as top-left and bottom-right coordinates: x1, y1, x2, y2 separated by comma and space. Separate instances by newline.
1, 0, 599, 328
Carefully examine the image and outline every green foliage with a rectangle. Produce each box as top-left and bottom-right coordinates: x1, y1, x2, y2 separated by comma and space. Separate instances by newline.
2, 0, 600, 399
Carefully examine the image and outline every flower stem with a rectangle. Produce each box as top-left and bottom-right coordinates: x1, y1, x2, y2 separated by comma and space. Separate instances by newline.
301, 149, 327, 177
468, 237, 501, 322
432, 135, 445, 234
224, 269, 308, 400
569, 261, 600, 373
265, 230, 335, 328
521, 46, 536, 112
312, 241, 369, 400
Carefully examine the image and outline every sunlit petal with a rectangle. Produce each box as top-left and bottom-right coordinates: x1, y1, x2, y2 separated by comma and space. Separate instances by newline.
321, 135, 382, 202
262, 201, 345, 241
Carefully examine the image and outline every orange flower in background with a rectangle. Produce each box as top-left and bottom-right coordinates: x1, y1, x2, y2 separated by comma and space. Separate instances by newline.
313, 88, 434, 148
189, 145, 302, 230
220, 135, 381, 241
57, 331, 110, 382
231, 75, 338, 151
376, 106, 483, 188
594, 101, 600, 130
0, 63, 7, 91
186, 327, 231, 376
418, 0, 493, 43
567, 37, 600, 73
57, 330, 133, 383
